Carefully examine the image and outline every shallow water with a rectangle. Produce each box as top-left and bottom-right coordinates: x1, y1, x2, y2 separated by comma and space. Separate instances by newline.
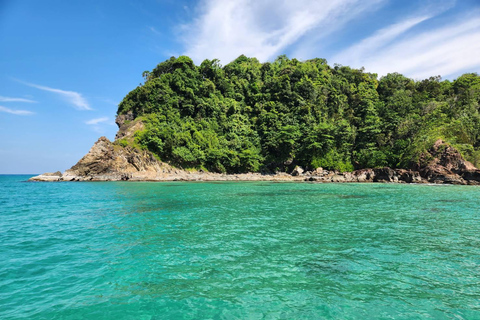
1, 175, 479, 319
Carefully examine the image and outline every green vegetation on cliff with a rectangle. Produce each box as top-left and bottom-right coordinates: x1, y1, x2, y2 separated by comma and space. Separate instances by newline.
118, 55, 480, 173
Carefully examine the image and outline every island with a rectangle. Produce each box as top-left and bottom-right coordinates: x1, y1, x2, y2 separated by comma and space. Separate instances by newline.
30, 55, 480, 184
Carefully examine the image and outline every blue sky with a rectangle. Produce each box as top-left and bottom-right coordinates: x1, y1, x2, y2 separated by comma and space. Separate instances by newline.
1, 0, 479, 174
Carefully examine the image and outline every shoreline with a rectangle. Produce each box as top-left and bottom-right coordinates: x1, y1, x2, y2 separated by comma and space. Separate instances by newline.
27, 167, 480, 185
27, 137, 480, 186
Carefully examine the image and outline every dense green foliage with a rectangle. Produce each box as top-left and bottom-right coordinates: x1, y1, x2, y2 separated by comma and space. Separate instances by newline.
118, 55, 480, 173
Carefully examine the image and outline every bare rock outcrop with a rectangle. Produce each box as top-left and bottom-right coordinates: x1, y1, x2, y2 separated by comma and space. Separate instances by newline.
59, 136, 180, 181
416, 139, 480, 185
29, 171, 63, 182
115, 113, 144, 141
29, 136, 307, 182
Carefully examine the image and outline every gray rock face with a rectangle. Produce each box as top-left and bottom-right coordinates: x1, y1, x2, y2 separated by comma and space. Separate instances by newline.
43, 171, 62, 177
115, 113, 143, 140
115, 112, 135, 127
373, 167, 398, 182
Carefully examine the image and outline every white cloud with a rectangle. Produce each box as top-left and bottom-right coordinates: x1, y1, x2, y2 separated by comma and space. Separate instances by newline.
85, 117, 110, 125
0, 96, 37, 103
0, 105, 34, 115
20, 81, 91, 110
181, 0, 384, 64
332, 12, 480, 79
332, 15, 432, 67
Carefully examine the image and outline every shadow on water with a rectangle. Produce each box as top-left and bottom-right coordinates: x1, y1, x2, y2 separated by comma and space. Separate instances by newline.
235, 190, 369, 199
204, 181, 231, 184
424, 207, 444, 213
336, 195, 366, 199
437, 199, 465, 203
299, 259, 349, 276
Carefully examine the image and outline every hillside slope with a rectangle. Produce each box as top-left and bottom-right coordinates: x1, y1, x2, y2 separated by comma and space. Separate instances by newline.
117, 55, 480, 174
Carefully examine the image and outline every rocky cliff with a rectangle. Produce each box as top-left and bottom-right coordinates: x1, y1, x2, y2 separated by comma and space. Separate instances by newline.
29, 116, 480, 184
30, 115, 188, 181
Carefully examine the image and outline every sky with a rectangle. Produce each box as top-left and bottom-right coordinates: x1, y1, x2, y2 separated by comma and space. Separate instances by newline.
0, 0, 479, 174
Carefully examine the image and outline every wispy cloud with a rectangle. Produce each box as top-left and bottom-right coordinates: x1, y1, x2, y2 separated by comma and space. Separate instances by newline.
85, 117, 114, 134
181, 0, 384, 64
85, 117, 110, 125
0, 96, 37, 103
332, 15, 432, 67
0, 105, 34, 115
19, 81, 91, 110
149, 26, 162, 36
332, 11, 480, 79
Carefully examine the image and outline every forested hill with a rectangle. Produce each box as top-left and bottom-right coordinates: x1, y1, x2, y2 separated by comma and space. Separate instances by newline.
117, 55, 480, 174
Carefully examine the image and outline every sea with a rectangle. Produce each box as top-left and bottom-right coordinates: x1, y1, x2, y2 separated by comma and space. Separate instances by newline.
1, 175, 479, 319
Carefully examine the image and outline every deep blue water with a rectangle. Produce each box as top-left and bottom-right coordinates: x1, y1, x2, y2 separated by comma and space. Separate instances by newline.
1, 175, 479, 319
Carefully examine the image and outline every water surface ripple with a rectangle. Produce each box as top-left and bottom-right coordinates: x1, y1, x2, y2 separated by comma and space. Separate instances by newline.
1, 176, 479, 319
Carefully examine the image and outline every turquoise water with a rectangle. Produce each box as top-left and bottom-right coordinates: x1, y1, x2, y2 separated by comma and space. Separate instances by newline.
1, 175, 480, 319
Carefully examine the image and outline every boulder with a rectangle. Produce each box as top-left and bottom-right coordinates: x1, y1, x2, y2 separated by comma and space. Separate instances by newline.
353, 169, 375, 182
342, 172, 357, 182
397, 169, 423, 183
330, 174, 346, 182
291, 165, 304, 176
373, 167, 397, 182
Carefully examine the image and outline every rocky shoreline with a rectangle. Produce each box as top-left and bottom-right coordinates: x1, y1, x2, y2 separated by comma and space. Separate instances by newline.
29, 115, 480, 185
29, 137, 480, 185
